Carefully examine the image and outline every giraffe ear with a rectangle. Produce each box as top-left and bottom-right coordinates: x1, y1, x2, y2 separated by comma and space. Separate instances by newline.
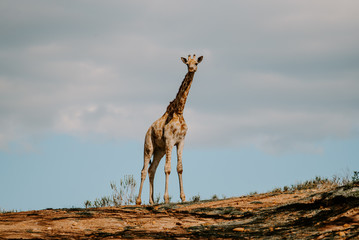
181, 57, 188, 64
197, 56, 203, 63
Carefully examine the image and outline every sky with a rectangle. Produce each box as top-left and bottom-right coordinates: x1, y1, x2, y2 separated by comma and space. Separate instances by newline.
1, 0, 359, 211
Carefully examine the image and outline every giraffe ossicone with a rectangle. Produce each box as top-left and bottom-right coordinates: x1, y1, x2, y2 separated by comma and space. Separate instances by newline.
136, 54, 203, 205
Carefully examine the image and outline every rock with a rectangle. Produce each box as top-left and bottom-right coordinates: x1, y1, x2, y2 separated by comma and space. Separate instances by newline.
233, 227, 245, 232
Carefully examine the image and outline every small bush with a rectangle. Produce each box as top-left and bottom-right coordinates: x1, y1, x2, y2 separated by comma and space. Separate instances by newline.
331, 170, 351, 186
352, 171, 359, 183
84, 200, 92, 208
93, 196, 111, 208
154, 193, 161, 204
84, 175, 137, 208
111, 175, 137, 206
271, 188, 282, 193
211, 194, 219, 201
191, 194, 201, 202
290, 176, 332, 191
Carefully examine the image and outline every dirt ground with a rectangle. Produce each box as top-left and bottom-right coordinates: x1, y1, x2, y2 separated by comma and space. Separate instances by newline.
1, 185, 358, 239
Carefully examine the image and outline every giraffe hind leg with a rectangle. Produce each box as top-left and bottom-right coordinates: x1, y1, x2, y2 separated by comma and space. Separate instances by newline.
148, 149, 165, 204
164, 144, 174, 203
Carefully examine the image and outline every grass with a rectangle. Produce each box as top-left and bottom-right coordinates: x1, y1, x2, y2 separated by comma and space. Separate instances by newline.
268, 172, 358, 194
2, 172, 357, 214
82, 171, 358, 209
0, 208, 17, 214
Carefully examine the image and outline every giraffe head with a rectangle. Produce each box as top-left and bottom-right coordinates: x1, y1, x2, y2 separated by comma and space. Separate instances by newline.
181, 54, 203, 72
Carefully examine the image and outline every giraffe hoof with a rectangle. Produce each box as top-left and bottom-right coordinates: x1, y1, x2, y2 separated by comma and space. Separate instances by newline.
181, 195, 186, 202
136, 198, 142, 205
164, 195, 170, 204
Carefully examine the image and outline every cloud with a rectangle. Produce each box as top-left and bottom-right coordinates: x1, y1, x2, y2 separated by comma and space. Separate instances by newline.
186, 107, 359, 154
1, 0, 359, 153
54, 103, 164, 141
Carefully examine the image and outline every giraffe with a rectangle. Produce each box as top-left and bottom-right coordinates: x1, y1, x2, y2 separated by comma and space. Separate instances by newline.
136, 54, 203, 205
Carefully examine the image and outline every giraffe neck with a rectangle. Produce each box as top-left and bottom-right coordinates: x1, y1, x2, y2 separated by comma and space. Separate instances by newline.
166, 71, 195, 115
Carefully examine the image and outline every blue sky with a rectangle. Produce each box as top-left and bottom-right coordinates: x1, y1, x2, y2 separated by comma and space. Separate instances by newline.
1, 1, 359, 211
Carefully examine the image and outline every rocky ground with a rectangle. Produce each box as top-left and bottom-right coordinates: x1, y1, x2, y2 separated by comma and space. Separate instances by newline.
1, 184, 358, 239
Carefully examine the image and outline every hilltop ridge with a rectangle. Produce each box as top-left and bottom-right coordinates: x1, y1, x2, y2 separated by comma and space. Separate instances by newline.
0, 184, 358, 239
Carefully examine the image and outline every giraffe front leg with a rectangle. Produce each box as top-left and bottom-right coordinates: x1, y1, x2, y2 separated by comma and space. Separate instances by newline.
177, 141, 186, 202
136, 138, 153, 205
136, 157, 150, 205
164, 145, 173, 204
